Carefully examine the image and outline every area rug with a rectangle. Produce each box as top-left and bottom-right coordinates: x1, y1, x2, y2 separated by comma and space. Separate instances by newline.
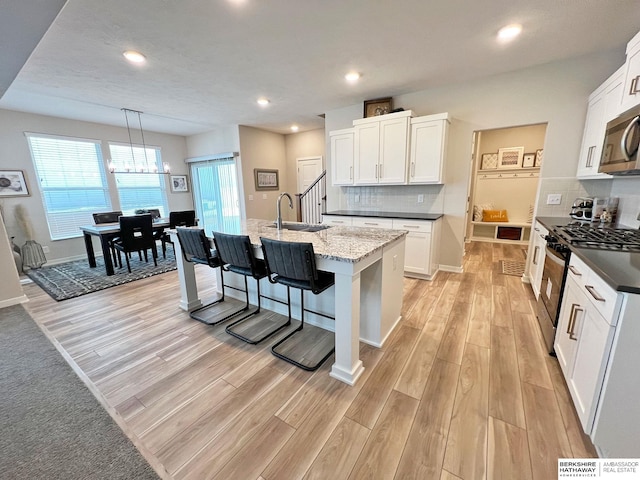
501, 259, 525, 276
26, 251, 177, 301
0, 304, 159, 480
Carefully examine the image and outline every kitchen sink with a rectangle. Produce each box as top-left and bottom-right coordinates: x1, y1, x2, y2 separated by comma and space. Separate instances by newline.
267, 223, 330, 232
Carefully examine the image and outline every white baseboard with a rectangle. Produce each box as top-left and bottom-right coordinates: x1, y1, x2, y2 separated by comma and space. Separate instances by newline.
0, 294, 29, 309
439, 264, 463, 274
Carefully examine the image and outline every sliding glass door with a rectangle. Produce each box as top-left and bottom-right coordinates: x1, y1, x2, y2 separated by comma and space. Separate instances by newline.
190, 156, 242, 235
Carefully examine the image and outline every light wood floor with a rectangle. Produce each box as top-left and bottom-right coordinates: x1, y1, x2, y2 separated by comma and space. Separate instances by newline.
22, 241, 596, 480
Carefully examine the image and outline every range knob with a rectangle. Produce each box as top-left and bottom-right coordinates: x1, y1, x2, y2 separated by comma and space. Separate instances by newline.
545, 235, 557, 243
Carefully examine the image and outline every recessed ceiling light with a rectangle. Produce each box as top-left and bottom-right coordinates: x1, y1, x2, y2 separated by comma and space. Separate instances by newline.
497, 24, 522, 41
123, 50, 146, 63
257, 98, 270, 106
291, 125, 299, 132
345, 72, 361, 83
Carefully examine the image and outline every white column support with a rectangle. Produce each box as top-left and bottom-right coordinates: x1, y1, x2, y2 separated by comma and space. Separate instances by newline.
169, 230, 203, 311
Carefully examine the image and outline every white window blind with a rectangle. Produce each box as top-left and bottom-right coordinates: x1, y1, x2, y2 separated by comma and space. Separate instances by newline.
108, 143, 168, 216
26, 133, 112, 240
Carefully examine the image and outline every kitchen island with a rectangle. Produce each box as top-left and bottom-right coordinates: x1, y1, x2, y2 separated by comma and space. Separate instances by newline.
169, 219, 407, 386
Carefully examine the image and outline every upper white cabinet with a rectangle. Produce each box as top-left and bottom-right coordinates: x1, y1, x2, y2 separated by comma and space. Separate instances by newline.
409, 113, 450, 184
576, 67, 624, 179
353, 111, 411, 185
330, 128, 355, 185
620, 30, 640, 112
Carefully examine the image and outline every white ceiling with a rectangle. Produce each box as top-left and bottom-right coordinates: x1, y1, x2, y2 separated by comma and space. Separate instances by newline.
2, 0, 640, 136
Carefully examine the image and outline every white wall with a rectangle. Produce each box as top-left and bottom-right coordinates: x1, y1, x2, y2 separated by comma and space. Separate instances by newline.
324, 50, 631, 270
0, 109, 189, 263
0, 208, 26, 308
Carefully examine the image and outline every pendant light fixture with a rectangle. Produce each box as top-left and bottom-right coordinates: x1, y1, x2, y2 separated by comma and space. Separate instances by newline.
108, 108, 170, 174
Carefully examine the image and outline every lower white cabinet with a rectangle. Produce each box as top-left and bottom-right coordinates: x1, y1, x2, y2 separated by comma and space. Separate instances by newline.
528, 221, 548, 299
322, 215, 441, 279
555, 255, 618, 434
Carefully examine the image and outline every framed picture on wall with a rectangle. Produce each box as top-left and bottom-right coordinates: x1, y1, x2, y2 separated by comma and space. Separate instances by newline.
535, 149, 544, 167
0, 170, 29, 197
254, 168, 279, 190
481, 153, 498, 170
363, 97, 393, 118
497, 146, 524, 169
522, 153, 536, 168
170, 174, 189, 193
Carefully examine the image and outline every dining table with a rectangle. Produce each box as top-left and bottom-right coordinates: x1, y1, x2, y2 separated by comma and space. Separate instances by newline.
79, 218, 169, 276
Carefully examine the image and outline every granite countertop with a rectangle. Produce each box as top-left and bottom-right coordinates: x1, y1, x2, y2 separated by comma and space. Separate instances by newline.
324, 210, 443, 221
535, 216, 640, 294
238, 219, 406, 264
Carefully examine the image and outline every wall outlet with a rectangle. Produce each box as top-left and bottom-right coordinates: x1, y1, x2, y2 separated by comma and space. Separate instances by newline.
262, 193, 268, 200
42, 245, 50, 253
248, 194, 253, 201
417, 194, 424, 204
546, 193, 562, 205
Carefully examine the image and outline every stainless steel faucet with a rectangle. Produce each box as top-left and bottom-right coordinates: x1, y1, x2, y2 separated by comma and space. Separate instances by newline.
276, 192, 293, 229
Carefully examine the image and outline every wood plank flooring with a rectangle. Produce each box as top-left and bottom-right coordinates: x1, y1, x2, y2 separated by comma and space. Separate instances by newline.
21, 241, 597, 480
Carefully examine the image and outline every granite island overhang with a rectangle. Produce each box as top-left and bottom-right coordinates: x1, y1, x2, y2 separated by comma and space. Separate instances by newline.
169, 219, 407, 385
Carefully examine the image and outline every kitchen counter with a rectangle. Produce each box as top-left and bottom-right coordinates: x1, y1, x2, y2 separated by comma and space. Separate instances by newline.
169, 219, 407, 386
535, 216, 640, 294
324, 210, 443, 221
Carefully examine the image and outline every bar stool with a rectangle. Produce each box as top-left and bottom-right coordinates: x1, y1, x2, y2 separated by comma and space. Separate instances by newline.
212, 231, 291, 344
260, 237, 335, 371
175, 227, 244, 325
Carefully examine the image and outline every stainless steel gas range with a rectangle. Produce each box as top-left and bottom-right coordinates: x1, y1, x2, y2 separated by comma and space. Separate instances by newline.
536, 222, 640, 354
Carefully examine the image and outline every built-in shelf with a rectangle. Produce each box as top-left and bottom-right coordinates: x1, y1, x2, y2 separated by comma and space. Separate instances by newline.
478, 167, 540, 173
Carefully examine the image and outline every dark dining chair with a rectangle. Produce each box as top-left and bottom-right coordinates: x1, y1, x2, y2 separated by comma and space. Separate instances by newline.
175, 227, 239, 325
212, 231, 290, 344
113, 214, 158, 273
92, 211, 123, 264
159, 210, 197, 258
260, 237, 335, 371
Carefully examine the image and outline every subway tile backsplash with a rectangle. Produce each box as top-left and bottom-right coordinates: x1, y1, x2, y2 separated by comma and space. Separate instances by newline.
340, 184, 445, 214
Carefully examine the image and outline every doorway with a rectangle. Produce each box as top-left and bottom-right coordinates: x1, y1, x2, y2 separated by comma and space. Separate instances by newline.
190, 156, 242, 234
296, 156, 323, 193
466, 123, 547, 244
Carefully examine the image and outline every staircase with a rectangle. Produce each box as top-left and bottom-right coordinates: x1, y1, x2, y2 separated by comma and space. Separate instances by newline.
296, 170, 326, 224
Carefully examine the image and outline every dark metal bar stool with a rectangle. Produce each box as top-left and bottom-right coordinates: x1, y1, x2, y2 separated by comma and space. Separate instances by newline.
260, 237, 335, 371
176, 227, 246, 325
212, 231, 291, 344
160, 210, 197, 258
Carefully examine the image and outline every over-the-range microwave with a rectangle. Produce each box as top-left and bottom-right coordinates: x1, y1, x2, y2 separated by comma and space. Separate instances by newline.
599, 103, 640, 175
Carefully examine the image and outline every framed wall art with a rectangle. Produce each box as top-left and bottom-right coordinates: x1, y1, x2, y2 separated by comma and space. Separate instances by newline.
363, 97, 393, 118
497, 146, 524, 169
481, 153, 498, 170
170, 174, 189, 193
535, 149, 544, 167
254, 168, 279, 191
0, 170, 29, 197
522, 153, 536, 168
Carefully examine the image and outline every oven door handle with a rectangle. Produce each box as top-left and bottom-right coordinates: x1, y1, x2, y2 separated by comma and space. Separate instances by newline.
568, 265, 582, 277
585, 285, 605, 302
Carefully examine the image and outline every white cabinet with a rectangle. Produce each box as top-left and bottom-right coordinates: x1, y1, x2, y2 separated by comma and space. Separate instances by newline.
555, 254, 619, 434
620, 30, 640, 112
528, 221, 548, 299
330, 128, 354, 185
392, 218, 441, 280
576, 67, 623, 179
353, 111, 411, 185
408, 113, 450, 184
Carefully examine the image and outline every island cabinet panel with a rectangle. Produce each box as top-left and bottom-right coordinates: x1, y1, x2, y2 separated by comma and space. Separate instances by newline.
408, 113, 450, 184
330, 128, 355, 185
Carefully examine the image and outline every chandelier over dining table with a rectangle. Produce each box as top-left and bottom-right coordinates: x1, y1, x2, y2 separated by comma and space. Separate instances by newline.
108, 108, 170, 174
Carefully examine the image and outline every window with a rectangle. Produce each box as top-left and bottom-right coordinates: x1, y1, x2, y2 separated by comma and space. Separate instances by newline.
108, 143, 168, 216
190, 156, 241, 234
26, 133, 112, 240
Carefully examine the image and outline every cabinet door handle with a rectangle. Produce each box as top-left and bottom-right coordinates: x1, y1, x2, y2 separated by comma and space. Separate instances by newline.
629, 75, 640, 95
379, 164, 383, 178
585, 285, 605, 302
586, 146, 594, 168
410, 161, 415, 177
532, 246, 539, 265
568, 265, 582, 277
350, 166, 353, 180
375, 164, 378, 179
402, 225, 420, 229
364, 222, 378, 226
568, 303, 582, 341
